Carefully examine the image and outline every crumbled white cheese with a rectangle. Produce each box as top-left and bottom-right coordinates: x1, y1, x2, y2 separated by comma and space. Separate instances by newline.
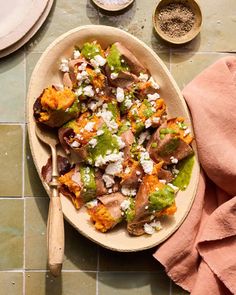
148, 77, 160, 89
105, 160, 123, 175
73, 49, 81, 59
172, 168, 179, 175
140, 151, 153, 174
120, 199, 131, 211
145, 118, 152, 128
121, 186, 137, 196
89, 138, 97, 148
95, 68, 101, 74
84, 122, 95, 132
77, 70, 88, 81
139, 73, 149, 82
138, 131, 150, 145
114, 135, 125, 149
184, 128, 191, 137
95, 152, 124, 168
124, 99, 133, 109
78, 62, 87, 71
70, 141, 80, 148
152, 117, 160, 124
97, 129, 104, 136
102, 174, 115, 188
150, 220, 162, 231
74, 87, 83, 97
108, 188, 113, 194
159, 179, 166, 184
94, 55, 106, 66
90, 58, 99, 69
88, 99, 103, 111
170, 156, 178, 164
83, 85, 94, 97
116, 87, 125, 102
145, 205, 149, 210
167, 183, 179, 192
124, 167, 131, 174
136, 170, 141, 176
59, 58, 69, 72
147, 93, 160, 101
144, 223, 155, 235
85, 199, 98, 209
111, 72, 119, 80
97, 110, 118, 131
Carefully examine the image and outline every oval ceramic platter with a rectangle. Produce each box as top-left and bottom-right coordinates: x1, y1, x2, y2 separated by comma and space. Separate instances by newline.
27, 25, 200, 252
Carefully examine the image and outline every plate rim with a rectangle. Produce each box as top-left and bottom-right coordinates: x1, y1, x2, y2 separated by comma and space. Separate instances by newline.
0, 0, 48, 50
27, 25, 200, 252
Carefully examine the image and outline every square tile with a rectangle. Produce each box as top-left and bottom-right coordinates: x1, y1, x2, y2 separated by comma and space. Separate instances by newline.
0, 272, 23, 295
26, 0, 99, 53
170, 52, 232, 90
24, 134, 47, 197
0, 199, 24, 269
0, 50, 25, 123
98, 271, 170, 295
25, 197, 98, 270
99, 247, 164, 272
25, 271, 96, 295
0, 125, 23, 197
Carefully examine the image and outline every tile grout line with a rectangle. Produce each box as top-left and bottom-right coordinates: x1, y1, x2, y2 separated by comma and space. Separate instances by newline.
96, 246, 100, 295
22, 48, 26, 295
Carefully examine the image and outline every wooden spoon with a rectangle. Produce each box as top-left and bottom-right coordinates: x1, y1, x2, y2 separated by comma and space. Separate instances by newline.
35, 124, 64, 277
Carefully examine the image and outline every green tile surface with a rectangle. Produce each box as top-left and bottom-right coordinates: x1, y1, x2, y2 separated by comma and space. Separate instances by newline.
24, 134, 47, 197
25, 197, 98, 270
98, 272, 170, 295
0, 125, 23, 197
1, 0, 236, 294
99, 248, 163, 272
25, 271, 96, 295
0, 199, 23, 269
0, 50, 25, 123
0, 272, 23, 295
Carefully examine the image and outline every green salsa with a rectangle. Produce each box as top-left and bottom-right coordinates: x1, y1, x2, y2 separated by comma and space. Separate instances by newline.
88, 127, 120, 164
79, 165, 96, 203
107, 102, 120, 120
159, 128, 177, 139
117, 120, 131, 136
148, 185, 175, 212
125, 198, 135, 222
142, 100, 154, 118
107, 44, 129, 73
172, 155, 195, 190
81, 42, 101, 59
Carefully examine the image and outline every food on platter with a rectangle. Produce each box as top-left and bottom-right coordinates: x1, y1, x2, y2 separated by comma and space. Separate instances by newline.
36, 40, 194, 236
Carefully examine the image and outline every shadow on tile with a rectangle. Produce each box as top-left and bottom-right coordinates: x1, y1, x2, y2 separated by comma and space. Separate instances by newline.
99, 246, 165, 272
98, 271, 170, 295
24, 133, 47, 197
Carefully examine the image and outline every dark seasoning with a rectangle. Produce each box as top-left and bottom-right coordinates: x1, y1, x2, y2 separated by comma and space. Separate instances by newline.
157, 2, 195, 38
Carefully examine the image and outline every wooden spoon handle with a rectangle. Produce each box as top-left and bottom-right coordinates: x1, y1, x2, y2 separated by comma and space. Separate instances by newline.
47, 185, 64, 277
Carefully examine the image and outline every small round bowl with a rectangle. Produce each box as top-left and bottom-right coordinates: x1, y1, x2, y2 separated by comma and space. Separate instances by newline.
92, 0, 134, 12
153, 0, 202, 45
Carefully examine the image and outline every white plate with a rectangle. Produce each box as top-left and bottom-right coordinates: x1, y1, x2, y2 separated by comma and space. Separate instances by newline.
27, 25, 200, 252
0, 0, 48, 50
0, 0, 54, 58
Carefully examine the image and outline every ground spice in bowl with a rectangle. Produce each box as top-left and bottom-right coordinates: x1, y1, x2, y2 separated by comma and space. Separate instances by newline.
157, 3, 195, 38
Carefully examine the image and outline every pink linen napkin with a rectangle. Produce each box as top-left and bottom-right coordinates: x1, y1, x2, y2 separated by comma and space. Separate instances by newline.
153, 56, 236, 295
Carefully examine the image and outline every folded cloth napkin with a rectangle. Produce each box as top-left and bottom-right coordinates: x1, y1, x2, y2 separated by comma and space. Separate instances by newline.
153, 56, 236, 295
